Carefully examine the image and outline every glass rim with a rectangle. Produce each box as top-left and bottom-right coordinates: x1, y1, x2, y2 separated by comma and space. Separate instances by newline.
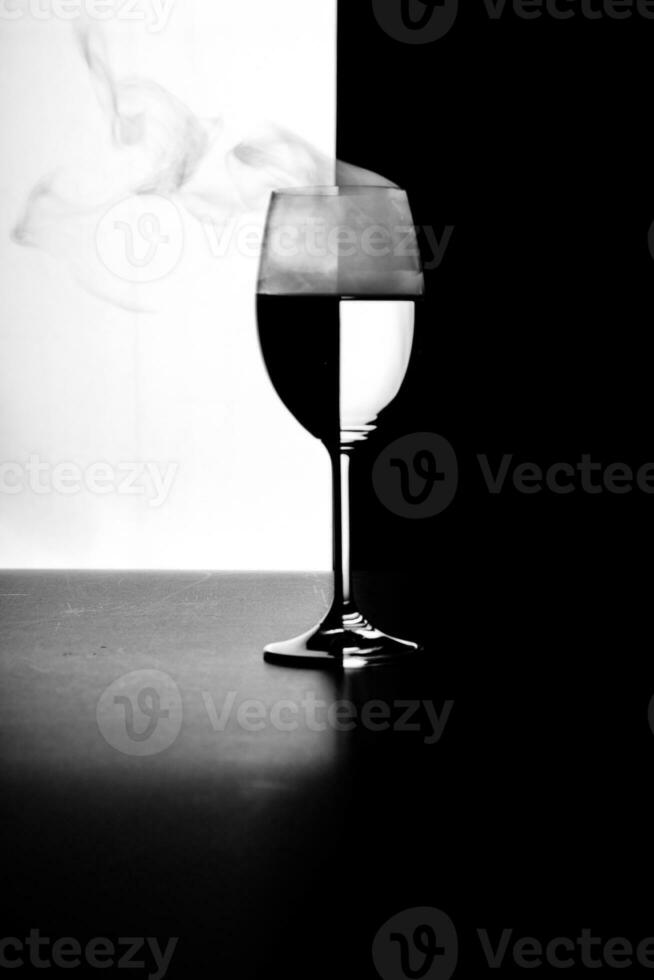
270, 185, 406, 197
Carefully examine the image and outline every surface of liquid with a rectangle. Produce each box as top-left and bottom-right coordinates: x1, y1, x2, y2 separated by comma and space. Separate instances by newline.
257, 297, 416, 446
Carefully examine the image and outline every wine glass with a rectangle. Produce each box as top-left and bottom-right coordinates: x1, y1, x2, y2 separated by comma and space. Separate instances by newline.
257, 185, 424, 668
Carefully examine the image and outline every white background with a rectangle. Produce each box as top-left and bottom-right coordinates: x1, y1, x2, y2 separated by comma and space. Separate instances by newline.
0, 0, 336, 569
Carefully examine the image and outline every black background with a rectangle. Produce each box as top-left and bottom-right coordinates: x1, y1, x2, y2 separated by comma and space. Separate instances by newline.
338, 0, 654, 975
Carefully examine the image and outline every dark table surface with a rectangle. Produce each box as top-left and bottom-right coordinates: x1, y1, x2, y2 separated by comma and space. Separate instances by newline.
1, 572, 651, 978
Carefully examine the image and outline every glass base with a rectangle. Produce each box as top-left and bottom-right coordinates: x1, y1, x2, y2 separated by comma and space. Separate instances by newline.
263, 611, 424, 670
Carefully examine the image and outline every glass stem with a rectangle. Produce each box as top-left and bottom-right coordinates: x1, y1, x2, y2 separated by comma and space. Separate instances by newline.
330, 447, 354, 617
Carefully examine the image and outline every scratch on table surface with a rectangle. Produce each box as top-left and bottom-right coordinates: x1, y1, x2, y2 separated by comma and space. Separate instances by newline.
0, 594, 31, 597
147, 572, 215, 607
63, 602, 86, 616
26, 661, 55, 674
0, 615, 65, 633
0, 575, 216, 634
